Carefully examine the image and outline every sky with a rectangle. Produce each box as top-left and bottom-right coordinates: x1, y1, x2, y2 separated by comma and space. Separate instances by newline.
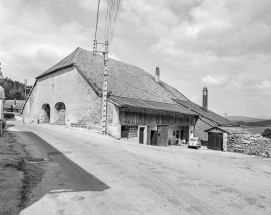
0, 0, 271, 118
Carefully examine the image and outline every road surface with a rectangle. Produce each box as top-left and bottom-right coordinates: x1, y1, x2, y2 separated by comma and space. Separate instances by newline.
6, 120, 271, 215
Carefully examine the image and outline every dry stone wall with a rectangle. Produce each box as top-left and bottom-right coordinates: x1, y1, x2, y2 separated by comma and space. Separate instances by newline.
227, 132, 271, 157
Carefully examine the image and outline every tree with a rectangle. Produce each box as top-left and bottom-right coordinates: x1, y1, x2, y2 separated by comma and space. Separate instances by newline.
13, 92, 23, 100
262, 128, 271, 139
0, 77, 31, 99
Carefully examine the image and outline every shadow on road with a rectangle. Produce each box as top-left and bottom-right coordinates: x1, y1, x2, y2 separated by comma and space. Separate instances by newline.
8, 130, 110, 192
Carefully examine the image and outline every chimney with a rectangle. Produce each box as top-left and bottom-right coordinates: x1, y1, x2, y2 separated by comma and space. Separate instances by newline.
155, 67, 160, 83
203, 87, 208, 111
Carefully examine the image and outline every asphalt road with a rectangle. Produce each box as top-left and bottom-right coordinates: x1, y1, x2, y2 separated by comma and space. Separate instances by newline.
7, 120, 271, 215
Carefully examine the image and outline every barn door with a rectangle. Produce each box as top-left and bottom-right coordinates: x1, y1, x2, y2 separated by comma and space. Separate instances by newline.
57, 110, 66, 125
208, 133, 223, 151
157, 125, 169, 147
139, 127, 144, 144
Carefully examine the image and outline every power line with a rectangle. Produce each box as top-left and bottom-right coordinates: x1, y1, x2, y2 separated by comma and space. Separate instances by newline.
93, 0, 121, 135
109, 0, 120, 43
94, 0, 101, 42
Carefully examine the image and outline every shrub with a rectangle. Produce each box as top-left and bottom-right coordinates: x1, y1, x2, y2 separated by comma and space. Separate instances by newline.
4, 113, 15, 119
262, 128, 271, 139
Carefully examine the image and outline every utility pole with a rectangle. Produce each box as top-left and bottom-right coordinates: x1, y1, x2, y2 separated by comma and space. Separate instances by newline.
93, 0, 121, 135
24, 79, 31, 99
101, 41, 109, 134
24, 79, 27, 98
93, 39, 109, 135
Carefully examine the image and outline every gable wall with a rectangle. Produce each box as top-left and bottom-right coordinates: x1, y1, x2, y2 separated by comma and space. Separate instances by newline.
23, 67, 102, 131
194, 117, 213, 144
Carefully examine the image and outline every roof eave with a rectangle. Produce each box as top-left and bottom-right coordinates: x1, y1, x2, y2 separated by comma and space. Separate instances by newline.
36, 63, 75, 80
117, 104, 198, 116
204, 126, 230, 134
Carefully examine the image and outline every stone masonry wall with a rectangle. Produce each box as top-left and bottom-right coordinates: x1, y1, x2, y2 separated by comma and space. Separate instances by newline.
194, 118, 212, 144
23, 67, 103, 131
106, 102, 121, 138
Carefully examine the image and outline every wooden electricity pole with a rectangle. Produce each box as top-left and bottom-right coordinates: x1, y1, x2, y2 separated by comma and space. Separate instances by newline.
93, 0, 120, 135
101, 41, 109, 134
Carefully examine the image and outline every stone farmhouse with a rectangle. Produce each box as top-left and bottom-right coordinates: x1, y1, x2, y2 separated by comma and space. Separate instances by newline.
23, 47, 236, 146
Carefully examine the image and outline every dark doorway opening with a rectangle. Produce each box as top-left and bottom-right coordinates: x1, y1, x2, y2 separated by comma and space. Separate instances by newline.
139, 127, 145, 144
121, 126, 129, 138
150, 130, 157, 146
176, 131, 179, 139
42, 104, 50, 123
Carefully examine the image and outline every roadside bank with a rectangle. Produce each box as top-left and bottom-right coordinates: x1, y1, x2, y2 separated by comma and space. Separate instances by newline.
0, 125, 43, 215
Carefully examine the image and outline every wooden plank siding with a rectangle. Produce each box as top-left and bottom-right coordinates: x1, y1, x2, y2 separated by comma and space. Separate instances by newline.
119, 107, 196, 126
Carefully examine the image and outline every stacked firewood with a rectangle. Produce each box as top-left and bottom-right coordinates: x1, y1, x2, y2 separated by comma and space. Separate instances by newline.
227, 132, 271, 157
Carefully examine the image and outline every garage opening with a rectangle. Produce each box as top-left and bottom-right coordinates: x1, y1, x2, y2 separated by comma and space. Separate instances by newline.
55, 102, 66, 125
42, 104, 50, 123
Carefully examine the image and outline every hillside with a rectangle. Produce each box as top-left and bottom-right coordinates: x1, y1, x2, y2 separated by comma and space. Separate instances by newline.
237, 119, 271, 127
227, 116, 264, 122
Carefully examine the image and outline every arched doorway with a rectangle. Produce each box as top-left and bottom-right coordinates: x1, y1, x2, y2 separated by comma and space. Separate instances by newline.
42, 104, 50, 123
55, 102, 66, 125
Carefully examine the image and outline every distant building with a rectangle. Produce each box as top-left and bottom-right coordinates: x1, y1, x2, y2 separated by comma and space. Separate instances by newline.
22, 47, 236, 146
4, 99, 25, 113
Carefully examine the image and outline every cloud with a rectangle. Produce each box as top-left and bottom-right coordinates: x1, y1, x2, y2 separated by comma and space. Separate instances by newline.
78, 0, 107, 12
0, 0, 92, 83
231, 75, 271, 91
201, 74, 229, 85
0, 0, 271, 117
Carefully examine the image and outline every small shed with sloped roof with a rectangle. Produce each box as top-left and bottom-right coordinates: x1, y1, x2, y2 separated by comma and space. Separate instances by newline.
204, 126, 248, 151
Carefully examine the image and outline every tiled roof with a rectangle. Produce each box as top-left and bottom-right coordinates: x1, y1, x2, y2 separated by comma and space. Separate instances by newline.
4, 100, 25, 110
109, 96, 197, 115
36, 50, 78, 79
173, 99, 237, 126
199, 116, 217, 127
37, 48, 188, 104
